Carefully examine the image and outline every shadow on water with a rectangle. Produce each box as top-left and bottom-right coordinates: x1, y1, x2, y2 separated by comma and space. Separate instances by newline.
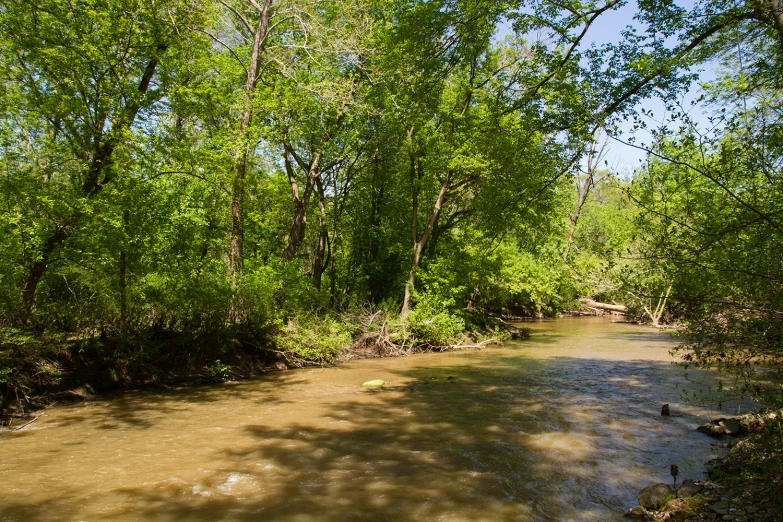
38, 371, 304, 432
0, 352, 746, 521
601, 332, 682, 343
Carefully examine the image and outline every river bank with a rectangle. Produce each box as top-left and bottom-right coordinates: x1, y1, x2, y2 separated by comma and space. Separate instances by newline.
693, 409, 782, 522
625, 409, 782, 522
0, 312, 527, 424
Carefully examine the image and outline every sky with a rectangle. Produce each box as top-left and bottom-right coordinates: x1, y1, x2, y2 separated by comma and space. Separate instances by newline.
583, 1, 716, 175
497, 0, 718, 176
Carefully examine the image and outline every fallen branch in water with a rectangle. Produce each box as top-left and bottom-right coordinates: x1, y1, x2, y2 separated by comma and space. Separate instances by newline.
454, 338, 499, 350
9, 413, 45, 431
580, 299, 628, 314
421, 337, 500, 352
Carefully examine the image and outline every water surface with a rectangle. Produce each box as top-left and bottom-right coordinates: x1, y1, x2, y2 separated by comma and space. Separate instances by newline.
0, 317, 750, 521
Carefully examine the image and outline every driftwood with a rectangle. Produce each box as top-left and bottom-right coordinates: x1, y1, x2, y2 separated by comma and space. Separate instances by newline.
580, 299, 628, 314
424, 338, 499, 352
643, 282, 672, 327
9, 413, 45, 431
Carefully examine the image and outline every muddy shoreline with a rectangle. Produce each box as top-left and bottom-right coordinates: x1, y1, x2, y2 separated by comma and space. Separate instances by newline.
1, 320, 529, 425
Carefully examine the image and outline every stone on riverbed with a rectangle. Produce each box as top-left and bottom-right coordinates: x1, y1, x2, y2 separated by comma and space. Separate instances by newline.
361, 379, 386, 388
697, 418, 744, 437
624, 505, 648, 518
697, 423, 724, 436
677, 478, 703, 498
719, 418, 742, 435
660, 497, 707, 521
710, 500, 729, 515
638, 483, 675, 510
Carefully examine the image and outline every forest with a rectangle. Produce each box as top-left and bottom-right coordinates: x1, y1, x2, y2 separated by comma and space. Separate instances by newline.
0, 0, 780, 413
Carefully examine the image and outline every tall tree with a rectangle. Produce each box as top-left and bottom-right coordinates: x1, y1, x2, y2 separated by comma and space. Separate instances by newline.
0, 0, 203, 322
563, 130, 610, 262
225, 0, 273, 280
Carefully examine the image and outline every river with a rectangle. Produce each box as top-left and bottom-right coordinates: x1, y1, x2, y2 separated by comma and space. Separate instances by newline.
0, 317, 754, 521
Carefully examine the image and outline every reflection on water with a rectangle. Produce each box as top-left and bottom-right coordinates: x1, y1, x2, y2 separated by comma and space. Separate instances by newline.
0, 317, 756, 521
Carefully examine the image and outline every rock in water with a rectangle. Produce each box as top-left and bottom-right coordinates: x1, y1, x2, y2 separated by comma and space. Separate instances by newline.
697, 418, 743, 437
661, 497, 704, 520
677, 479, 703, 498
625, 506, 648, 518
638, 483, 675, 510
718, 418, 742, 435
697, 422, 726, 437
661, 403, 670, 416
361, 379, 386, 388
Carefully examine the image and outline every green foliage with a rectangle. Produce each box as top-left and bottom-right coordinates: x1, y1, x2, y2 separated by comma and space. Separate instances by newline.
405, 294, 466, 346
631, 127, 782, 394
237, 266, 283, 330
207, 359, 232, 380
707, 410, 783, 519
573, 178, 637, 263
499, 246, 571, 315
0, 366, 12, 385
0, 0, 779, 418
275, 314, 353, 364
416, 229, 500, 308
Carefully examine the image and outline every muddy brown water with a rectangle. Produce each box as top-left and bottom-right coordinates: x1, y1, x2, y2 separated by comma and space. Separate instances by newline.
0, 317, 756, 521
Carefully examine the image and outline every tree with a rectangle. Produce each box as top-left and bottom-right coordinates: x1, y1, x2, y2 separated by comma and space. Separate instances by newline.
0, 0, 205, 322
610, 0, 783, 397
222, 0, 273, 280
563, 129, 610, 262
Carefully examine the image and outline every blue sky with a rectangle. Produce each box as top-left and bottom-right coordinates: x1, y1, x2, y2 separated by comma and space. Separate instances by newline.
497, 0, 718, 175
583, 1, 716, 174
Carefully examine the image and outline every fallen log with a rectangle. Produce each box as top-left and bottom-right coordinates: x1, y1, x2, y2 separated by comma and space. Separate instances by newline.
9, 413, 46, 431
580, 299, 628, 314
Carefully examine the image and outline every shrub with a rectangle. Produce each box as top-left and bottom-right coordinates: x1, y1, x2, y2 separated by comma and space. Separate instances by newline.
406, 294, 465, 346
275, 314, 352, 364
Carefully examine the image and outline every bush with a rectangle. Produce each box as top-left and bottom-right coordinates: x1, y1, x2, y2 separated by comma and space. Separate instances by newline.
406, 294, 465, 346
275, 314, 352, 364
237, 265, 284, 333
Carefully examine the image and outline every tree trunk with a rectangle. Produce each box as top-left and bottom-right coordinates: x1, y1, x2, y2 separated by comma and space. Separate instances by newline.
312, 177, 329, 291
19, 225, 73, 320
18, 49, 165, 322
230, 0, 273, 279
580, 299, 628, 313
401, 170, 451, 317
367, 149, 382, 263
643, 283, 673, 327
401, 127, 420, 317
119, 208, 130, 343
564, 130, 608, 262
119, 249, 128, 341
282, 148, 320, 261
563, 197, 586, 262
763, 0, 783, 51
329, 227, 338, 305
